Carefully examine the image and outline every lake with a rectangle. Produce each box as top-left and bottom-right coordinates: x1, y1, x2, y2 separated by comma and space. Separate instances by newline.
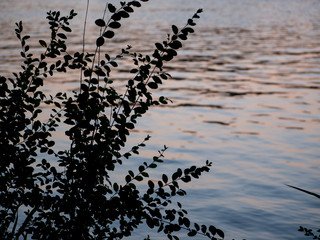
0, 0, 319, 239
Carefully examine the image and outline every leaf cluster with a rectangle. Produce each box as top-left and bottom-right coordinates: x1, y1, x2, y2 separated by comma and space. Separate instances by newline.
0, 3, 222, 240
298, 227, 320, 240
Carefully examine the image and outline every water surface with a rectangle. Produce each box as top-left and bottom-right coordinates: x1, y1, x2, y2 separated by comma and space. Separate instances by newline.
0, 0, 319, 239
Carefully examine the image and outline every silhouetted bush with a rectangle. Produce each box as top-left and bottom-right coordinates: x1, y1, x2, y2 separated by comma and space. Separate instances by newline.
0, 1, 224, 239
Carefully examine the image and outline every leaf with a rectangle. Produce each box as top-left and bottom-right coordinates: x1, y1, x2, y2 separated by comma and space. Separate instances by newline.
171, 35, 177, 41
178, 34, 187, 40
217, 229, 224, 238
148, 180, 154, 189
172, 168, 182, 181
95, 69, 105, 77
201, 225, 207, 233
146, 217, 155, 228
57, 33, 67, 39
158, 181, 163, 188
147, 82, 158, 89
209, 226, 217, 235
152, 76, 162, 84
125, 175, 131, 183
172, 172, 179, 181
55, 60, 61, 67
109, 21, 121, 29
169, 40, 182, 50
193, 13, 200, 19
194, 223, 200, 231
111, 13, 121, 21
130, 68, 138, 73
182, 27, 194, 34
162, 54, 173, 61
96, 36, 104, 47
126, 122, 134, 129
135, 176, 143, 181
159, 96, 168, 104
84, 69, 92, 77
181, 176, 191, 183
138, 165, 145, 173
119, 10, 130, 18
40, 147, 48, 153
167, 49, 177, 56
156, 59, 163, 69
152, 49, 161, 59
160, 73, 169, 79
108, 3, 116, 13
162, 174, 168, 183
158, 223, 164, 233
187, 230, 197, 237
61, 25, 71, 32
95, 18, 106, 27
183, 217, 190, 228
131, 1, 141, 7
22, 35, 30, 41
109, 61, 118, 67
155, 42, 164, 51
39, 62, 47, 69
124, 6, 134, 12
39, 40, 47, 47
172, 25, 178, 34
113, 183, 119, 192
141, 172, 149, 177
149, 163, 157, 168
53, 101, 61, 108
188, 18, 196, 26
103, 30, 115, 39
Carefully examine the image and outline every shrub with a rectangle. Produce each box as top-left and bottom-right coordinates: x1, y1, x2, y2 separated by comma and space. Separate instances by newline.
0, 1, 224, 239
287, 185, 320, 240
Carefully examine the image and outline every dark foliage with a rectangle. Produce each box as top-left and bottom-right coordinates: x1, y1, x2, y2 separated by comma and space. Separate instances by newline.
298, 227, 320, 240
286, 185, 320, 240
0, 1, 224, 239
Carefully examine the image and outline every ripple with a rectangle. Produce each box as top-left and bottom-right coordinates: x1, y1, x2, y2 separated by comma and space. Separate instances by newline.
203, 120, 231, 126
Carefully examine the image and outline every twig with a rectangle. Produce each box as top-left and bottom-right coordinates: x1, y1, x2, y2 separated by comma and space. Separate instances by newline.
286, 184, 320, 199
80, 0, 90, 90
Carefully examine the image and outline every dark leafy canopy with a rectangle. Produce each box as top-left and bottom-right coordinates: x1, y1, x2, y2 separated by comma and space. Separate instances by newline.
298, 226, 320, 240
0, 2, 223, 240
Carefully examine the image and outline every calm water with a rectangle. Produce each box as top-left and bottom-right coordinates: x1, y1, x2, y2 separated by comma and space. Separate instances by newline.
0, 0, 320, 239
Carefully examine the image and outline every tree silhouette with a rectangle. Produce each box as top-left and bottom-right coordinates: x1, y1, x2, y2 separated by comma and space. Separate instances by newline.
0, 1, 224, 239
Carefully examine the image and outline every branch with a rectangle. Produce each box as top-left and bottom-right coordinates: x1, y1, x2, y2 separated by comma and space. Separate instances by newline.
286, 184, 320, 199
15, 205, 39, 240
